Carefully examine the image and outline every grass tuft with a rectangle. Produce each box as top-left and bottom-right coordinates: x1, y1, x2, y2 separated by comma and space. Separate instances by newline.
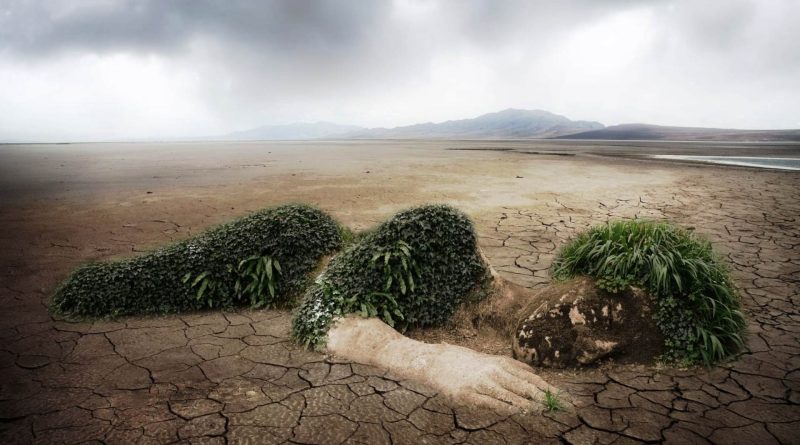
552, 220, 745, 366
541, 389, 566, 412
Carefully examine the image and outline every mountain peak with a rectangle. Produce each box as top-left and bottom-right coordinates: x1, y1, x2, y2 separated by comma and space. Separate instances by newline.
220, 109, 604, 140
557, 123, 800, 142
347, 109, 603, 139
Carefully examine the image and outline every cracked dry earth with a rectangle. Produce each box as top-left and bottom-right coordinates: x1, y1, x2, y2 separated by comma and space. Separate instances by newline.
1, 156, 800, 444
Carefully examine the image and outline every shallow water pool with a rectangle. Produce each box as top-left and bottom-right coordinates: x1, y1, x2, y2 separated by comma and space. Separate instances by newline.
653, 155, 800, 171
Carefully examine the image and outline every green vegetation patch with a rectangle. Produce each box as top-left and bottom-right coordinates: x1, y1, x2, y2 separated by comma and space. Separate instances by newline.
552, 220, 745, 365
292, 204, 489, 349
541, 389, 566, 413
52, 204, 343, 317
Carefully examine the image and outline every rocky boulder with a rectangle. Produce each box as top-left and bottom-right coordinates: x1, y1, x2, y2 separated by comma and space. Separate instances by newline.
512, 277, 662, 368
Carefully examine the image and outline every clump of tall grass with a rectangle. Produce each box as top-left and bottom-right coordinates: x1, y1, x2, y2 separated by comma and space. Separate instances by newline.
552, 220, 745, 366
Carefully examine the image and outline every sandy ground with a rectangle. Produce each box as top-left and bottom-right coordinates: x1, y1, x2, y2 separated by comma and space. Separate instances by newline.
1, 140, 798, 444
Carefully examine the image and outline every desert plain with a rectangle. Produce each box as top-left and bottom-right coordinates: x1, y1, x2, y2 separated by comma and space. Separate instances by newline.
0, 139, 798, 444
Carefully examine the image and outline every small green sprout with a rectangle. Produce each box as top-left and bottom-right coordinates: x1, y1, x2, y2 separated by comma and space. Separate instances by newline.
541, 389, 566, 413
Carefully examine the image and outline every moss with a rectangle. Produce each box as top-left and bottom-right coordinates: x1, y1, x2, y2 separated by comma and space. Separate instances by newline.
291, 204, 489, 348
52, 204, 343, 317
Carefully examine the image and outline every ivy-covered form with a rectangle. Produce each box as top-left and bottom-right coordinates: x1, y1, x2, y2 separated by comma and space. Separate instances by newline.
552, 220, 746, 365
52, 204, 343, 317
292, 204, 489, 348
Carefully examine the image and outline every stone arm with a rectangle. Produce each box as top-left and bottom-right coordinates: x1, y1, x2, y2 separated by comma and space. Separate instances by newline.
326, 315, 559, 413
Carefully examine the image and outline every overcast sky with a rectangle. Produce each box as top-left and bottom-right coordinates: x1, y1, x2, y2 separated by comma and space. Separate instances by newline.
1, 0, 798, 142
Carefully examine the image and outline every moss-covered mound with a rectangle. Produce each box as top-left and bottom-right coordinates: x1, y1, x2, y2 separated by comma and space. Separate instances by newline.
52, 204, 343, 317
292, 204, 489, 348
552, 220, 746, 365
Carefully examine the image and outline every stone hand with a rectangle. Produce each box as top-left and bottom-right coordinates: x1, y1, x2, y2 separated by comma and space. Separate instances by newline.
421, 342, 561, 413
326, 315, 561, 413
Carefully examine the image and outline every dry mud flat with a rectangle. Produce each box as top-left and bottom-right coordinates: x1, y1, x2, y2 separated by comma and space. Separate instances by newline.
0, 141, 798, 444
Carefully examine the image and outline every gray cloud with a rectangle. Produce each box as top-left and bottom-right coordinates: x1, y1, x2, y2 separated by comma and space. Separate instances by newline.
0, 0, 798, 141
0, 0, 390, 56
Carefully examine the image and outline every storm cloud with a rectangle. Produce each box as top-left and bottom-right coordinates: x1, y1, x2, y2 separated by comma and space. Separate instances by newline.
1, 1, 388, 56
1, 0, 798, 141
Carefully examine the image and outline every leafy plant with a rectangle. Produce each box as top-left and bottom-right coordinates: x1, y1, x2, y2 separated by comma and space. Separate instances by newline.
234, 254, 282, 308
361, 292, 405, 327
52, 204, 342, 317
292, 205, 489, 349
182, 270, 228, 308
552, 220, 745, 365
180, 254, 282, 309
541, 389, 566, 413
372, 240, 422, 297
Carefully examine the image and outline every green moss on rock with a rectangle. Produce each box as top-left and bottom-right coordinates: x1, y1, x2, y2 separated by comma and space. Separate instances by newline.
552, 220, 746, 365
291, 204, 489, 349
52, 204, 343, 317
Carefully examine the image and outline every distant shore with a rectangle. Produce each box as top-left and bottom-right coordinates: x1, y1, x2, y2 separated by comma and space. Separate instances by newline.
2, 139, 799, 205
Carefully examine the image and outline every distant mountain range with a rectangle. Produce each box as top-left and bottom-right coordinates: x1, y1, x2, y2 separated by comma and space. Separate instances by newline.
346, 109, 603, 139
218, 109, 800, 142
555, 123, 800, 142
219, 109, 601, 140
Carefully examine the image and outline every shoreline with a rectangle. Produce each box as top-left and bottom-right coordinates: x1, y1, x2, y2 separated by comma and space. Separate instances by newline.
651, 154, 800, 171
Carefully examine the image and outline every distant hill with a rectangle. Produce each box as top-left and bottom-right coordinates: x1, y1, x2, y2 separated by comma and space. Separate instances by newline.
219, 109, 603, 141
557, 123, 800, 142
346, 109, 604, 139
221, 122, 364, 140
218, 112, 800, 142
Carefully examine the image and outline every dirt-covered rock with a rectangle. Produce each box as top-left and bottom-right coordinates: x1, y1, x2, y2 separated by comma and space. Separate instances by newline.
513, 277, 662, 368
